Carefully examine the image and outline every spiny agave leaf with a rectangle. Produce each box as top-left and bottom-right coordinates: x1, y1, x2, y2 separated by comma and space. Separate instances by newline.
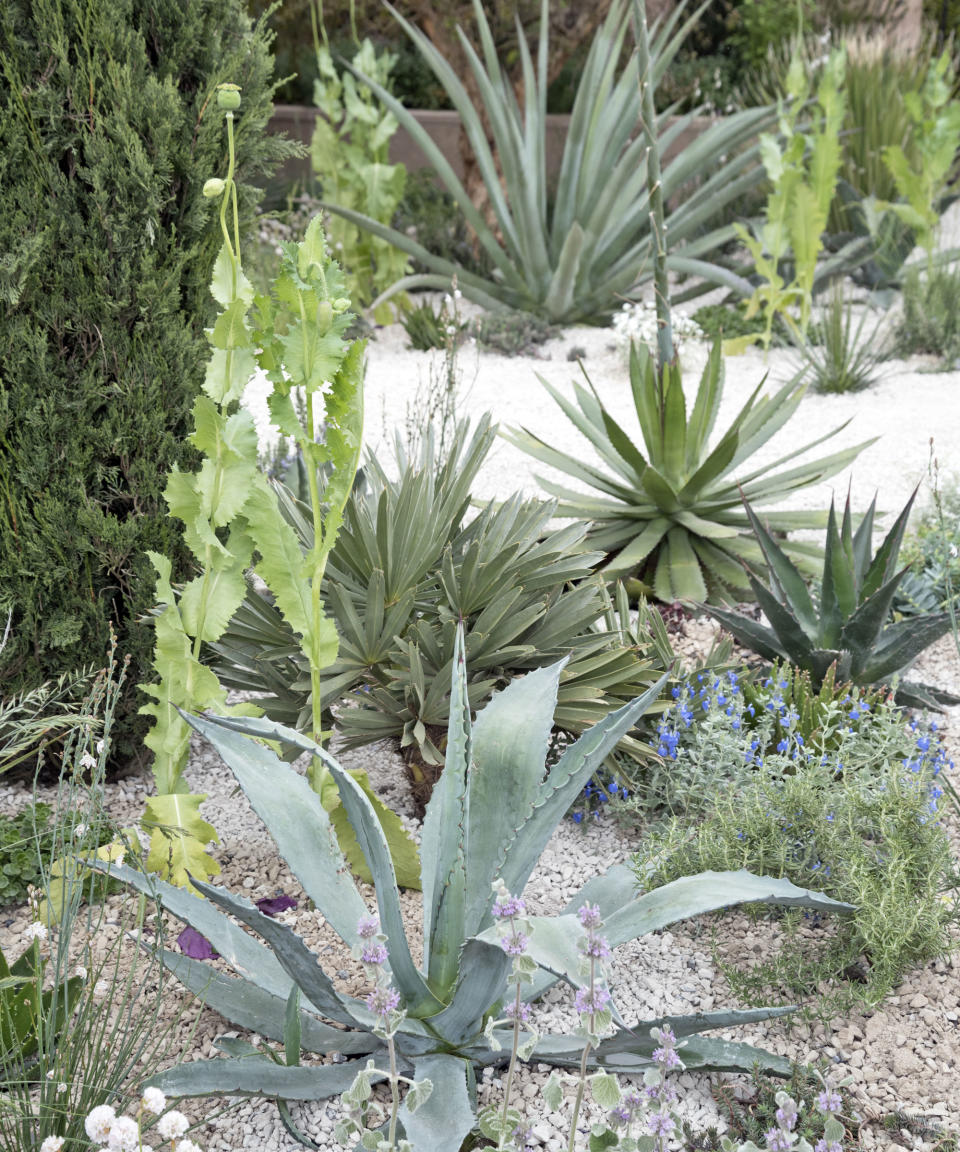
496, 677, 668, 908
840, 567, 914, 671
604, 871, 854, 945
700, 603, 785, 665
423, 938, 509, 1046
464, 660, 567, 936
851, 494, 878, 588
603, 1005, 796, 1043
654, 526, 707, 603
99, 863, 293, 1001
182, 713, 369, 946
397, 1055, 475, 1152
601, 517, 671, 576
741, 502, 819, 637
530, 1031, 791, 1075
858, 611, 955, 683
894, 680, 960, 710
185, 712, 439, 1014
193, 878, 365, 1029
148, 1056, 389, 1100
421, 626, 469, 993
161, 951, 378, 1056
745, 572, 816, 666
861, 486, 918, 600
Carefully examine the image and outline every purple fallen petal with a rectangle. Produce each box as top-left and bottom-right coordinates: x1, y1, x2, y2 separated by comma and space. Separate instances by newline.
178, 926, 219, 960
256, 894, 298, 918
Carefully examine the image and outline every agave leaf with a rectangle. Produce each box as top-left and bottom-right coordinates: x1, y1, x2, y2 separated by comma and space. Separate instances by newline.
858, 612, 955, 684
423, 938, 509, 1045
745, 572, 816, 666
861, 487, 917, 600
851, 494, 878, 588
840, 568, 913, 672
894, 680, 960, 710
192, 879, 367, 1029
601, 517, 671, 575
741, 503, 819, 638
609, 1005, 796, 1041
148, 1056, 388, 1100
684, 341, 724, 470
181, 713, 369, 944
397, 1054, 475, 1151
162, 951, 378, 1056
464, 661, 566, 936
701, 604, 785, 664
821, 501, 857, 632
531, 1030, 791, 1075
654, 527, 707, 603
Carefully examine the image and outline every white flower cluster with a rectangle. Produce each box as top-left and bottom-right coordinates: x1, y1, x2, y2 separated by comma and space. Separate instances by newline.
610, 300, 704, 355
80, 1093, 202, 1152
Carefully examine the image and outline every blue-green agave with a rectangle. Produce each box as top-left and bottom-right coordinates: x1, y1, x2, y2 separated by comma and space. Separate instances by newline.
111, 635, 852, 1147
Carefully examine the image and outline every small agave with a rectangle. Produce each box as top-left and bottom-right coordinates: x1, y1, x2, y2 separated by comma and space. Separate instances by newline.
107, 629, 853, 1147
703, 488, 960, 709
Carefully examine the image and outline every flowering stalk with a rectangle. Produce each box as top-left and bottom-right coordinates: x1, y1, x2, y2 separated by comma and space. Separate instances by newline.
490, 883, 532, 1150
568, 903, 612, 1152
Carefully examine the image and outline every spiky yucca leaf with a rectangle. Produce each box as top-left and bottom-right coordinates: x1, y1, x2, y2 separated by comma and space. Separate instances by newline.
704, 489, 959, 707
504, 342, 874, 604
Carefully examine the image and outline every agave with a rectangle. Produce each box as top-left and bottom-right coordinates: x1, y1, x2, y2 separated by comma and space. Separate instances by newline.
703, 490, 960, 709
503, 342, 873, 604
110, 635, 852, 1145
212, 418, 675, 798
320, 0, 773, 323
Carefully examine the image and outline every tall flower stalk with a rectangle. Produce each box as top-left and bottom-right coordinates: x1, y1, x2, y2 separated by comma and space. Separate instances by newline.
568, 903, 613, 1152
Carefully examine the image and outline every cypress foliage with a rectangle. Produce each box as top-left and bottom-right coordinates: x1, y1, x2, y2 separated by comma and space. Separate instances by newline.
0, 0, 296, 768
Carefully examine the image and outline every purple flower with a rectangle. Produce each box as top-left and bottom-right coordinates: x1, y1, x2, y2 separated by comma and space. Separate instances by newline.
360, 943, 389, 967
357, 914, 380, 939
505, 1001, 532, 1024
652, 1045, 681, 1069
365, 986, 400, 1021
608, 1105, 631, 1129
648, 1113, 675, 1137
816, 1089, 842, 1114
577, 903, 603, 930
492, 895, 526, 920
765, 1127, 795, 1152
582, 935, 612, 959
255, 893, 298, 917
573, 986, 611, 1015
775, 1101, 798, 1131
177, 927, 219, 960
500, 931, 529, 957
814, 1141, 842, 1152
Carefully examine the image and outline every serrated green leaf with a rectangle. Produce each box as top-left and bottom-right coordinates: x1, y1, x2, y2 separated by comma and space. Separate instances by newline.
211, 298, 252, 351
144, 792, 220, 889
590, 1071, 621, 1109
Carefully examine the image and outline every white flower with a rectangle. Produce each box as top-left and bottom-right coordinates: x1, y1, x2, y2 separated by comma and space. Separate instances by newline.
75, 965, 88, 980
453, 288, 462, 300
157, 1110, 190, 1141
140, 1085, 166, 1115
106, 1116, 139, 1151
176, 1141, 204, 1152
46, 1069, 55, 1080
79, 751, 97, 770
96, 739, 106, 754
24, 922, 48, 943
40, 1138, 65, 1152
93, 979, 109, 998
73, 824, 88, 838
58, 1083, 67, 1093
85, 1104, 117, 1143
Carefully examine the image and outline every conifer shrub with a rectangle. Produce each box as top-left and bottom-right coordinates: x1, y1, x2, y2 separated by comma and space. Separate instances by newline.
0, 0, 294, 768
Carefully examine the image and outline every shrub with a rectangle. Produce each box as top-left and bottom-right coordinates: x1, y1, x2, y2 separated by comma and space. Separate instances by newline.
0, 0, 293, 769
797, 283, 887, 394
629, 671, 956, 1015
894, 263, 960, 365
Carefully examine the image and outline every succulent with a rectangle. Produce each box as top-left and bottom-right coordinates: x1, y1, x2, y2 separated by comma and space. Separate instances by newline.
703, 490, 960, 709
321, 0, 776, 323
111, 635, 853, 1146
503, 342, 871, 604
212, 418, 676, 804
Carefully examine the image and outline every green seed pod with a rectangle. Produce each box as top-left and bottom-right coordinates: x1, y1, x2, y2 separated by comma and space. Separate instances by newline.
332, 297, 351, 313
202, 178, 226, 199
217, 84, 241, 111
317, 300, 333, 332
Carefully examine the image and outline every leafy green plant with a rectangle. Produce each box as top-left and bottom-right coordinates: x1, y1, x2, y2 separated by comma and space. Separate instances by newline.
0, 0, 292, 771
393, 168, 492, 280
883, 50, 960, 263
0, 645, 190, 1152
896, 471, 960, 617
320, 0, 776, 323
0, 805, 52, 909
632, 685, 955, 1016
401, 293, 466, 351
112, 637, 853, 1146
309, 1, 410, 322
141, 89, 416, 888
503, 342, 869, 604
691, 302, 779, 346
893, 262, 960, 364
471, 312, 560, 357
797, 283, 887, 393
732, 48, 850, 352
703, 490, 960, 708
211, 418, 675, 806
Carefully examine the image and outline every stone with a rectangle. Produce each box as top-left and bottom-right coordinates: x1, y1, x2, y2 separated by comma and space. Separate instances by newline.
892, 1049, 923, 1076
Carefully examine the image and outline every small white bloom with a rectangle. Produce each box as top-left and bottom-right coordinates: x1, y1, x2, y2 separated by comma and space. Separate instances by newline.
85, 1104, 117, 1143
140, 1085, 166, 1115
79, 751, 97, 770
112, 853, 125, 869
453, 288, 462, 300
73, 823, 88, 838
157, 1110, 190, 1141
106, 1115, 139, 1151
46, 1070, 55, 1080
40, 1138, 65, 1152
96, 739, 106, 754
176, 1141, 204, 1152
24, 922, 48, 943
443, 293, 452, 305
93, 979, 110, 998
75, 965, 88, 980
58, 1083, 67, 1093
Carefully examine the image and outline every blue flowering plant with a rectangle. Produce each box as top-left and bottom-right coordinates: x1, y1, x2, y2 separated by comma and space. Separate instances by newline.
106, 628, 853, 1147
629, 671, 956, 1014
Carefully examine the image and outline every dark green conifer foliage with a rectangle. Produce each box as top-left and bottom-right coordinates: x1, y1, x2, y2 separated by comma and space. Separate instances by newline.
0, 0, 294, 767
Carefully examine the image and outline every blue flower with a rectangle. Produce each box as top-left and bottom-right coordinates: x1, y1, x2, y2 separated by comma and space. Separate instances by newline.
572, 811, 583, 824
